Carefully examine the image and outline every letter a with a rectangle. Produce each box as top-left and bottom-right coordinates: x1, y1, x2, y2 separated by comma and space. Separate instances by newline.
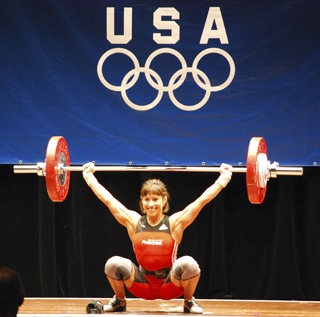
200, 7, 228, 44
106, 7, 132, 44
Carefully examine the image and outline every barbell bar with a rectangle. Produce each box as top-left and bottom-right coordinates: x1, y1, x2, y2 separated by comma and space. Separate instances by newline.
13, 136, 303, 204
13, 163, 302, 175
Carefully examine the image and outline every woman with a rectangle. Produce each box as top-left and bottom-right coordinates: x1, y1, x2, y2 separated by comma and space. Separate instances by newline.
83, 162, 232, 313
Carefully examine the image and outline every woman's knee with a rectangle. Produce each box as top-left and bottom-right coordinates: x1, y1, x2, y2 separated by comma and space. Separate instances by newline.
105, 256, 133, 280
172, 256, 201, 280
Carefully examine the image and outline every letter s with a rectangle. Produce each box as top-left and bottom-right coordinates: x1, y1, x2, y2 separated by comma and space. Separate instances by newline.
153, 8, 180, 44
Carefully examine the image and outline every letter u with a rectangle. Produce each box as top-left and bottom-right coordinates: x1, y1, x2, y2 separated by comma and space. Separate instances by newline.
106, 7, 132, 44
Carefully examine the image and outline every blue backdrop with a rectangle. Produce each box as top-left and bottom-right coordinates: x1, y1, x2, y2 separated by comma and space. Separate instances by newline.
1, 0, 319, 166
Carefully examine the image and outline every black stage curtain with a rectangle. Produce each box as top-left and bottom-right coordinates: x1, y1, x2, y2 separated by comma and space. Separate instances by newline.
1, 165, 320, 300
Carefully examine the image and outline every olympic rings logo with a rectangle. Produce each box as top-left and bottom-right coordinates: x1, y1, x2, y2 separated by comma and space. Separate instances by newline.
97, 48, 235, 111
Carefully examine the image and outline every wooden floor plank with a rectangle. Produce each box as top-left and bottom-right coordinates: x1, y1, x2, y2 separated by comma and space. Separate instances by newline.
18, 298, 320, 316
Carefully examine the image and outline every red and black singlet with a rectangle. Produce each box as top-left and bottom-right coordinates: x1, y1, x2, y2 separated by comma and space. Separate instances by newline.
132, 215, 178, 272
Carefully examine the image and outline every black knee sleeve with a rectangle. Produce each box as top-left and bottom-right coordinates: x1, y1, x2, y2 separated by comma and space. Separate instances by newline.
104, 256, 132, 281
172, 256, 201, 280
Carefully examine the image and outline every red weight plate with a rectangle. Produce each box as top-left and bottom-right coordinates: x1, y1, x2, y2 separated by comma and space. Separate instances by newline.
246, 137, 268, 204
45, 136, 70, 202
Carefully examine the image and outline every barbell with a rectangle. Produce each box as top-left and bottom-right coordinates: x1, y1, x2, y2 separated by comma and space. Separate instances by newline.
13, 136, 303, 204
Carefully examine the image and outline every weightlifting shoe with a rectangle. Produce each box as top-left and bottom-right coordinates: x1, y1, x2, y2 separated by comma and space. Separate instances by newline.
183, 297, 203, 314
103, 295, 127, 312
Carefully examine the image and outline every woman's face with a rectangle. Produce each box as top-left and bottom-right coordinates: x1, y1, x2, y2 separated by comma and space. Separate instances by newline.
141, 193, 167, 215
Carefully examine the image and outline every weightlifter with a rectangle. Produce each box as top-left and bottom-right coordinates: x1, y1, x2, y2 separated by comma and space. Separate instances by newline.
82, 162, 232, 313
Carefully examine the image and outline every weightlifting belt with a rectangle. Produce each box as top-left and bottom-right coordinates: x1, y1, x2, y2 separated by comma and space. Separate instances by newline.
140, 266, 172, 279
